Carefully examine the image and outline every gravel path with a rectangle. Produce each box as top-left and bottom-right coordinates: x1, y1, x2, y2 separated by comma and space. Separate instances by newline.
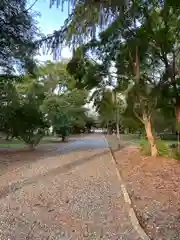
0, 135, 142, 239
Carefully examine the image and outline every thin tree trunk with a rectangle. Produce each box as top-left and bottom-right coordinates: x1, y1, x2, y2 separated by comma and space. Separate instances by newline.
144, 118, 158, 157
116, 106, 120, 140
175, 99, 180, 125
5, 135, 9, 141
28, 143, 35, 151
135, 46, 140, 83
172, 50, 180, 150
114, 90, 120, 141
116, 121, 120, 140
133, 44, 157, 156
62, 135, 66, 142
116, 106, 121, 149
175, 98, 180, 152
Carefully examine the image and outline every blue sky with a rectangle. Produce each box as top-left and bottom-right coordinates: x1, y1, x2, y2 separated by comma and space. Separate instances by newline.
28, 0, 72, 61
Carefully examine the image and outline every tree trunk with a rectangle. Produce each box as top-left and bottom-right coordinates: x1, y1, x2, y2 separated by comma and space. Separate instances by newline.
116, 106, 121, 150
62, 135, 65, 142
5, 134, 11, 141
144, 118, 158, 157
175, 98, 180, 125
116, 122, 120, 140
28, 143, 35, 151
116, 106, 120, 140
175, 98, 180, 151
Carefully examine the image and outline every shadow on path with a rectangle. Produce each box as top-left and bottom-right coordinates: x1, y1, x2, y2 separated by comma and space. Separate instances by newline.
0, 150, 109, 200
0, 136, 107, 176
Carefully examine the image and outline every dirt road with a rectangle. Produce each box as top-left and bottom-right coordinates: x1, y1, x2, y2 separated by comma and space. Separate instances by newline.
0, 135, 143, 239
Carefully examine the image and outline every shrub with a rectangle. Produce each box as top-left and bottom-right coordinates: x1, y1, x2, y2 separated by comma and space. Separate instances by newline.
140, 138, 151, 155
13, 103, 49, 149
172, 150, 180, 160
170, 144, 180, 160
158, 133, 177, 141
140, 138, 170, 157
156, 139, 170, 157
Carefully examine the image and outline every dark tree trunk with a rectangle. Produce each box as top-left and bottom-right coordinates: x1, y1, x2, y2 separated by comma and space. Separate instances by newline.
28, 143, 35, 151
62, 135, 65, 142
175, 97, 180, 125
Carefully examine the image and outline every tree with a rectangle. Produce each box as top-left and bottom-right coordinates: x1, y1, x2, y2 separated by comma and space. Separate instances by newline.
0, 76, 49, 149
39, 0, 180, 157
0, 79, 20, 139
0, 59, 90, 146
33, 61, 89, 140
67, 45, 130, 139
72, 1, 178, 156
42, 87, 88, 140
67, 3, 158, 155
12, 101, 49, 149
37, 60, 74, 94
97, 89, 116, 134
149, 6, 180, 128
0, 0, 39, 73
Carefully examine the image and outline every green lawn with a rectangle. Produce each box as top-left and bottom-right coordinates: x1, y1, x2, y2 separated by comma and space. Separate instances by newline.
120, 134, 142, 145
0, 136, 63, 149
106, 134, 178, 149
120, 134, 178, 146
0, 143, 25, 149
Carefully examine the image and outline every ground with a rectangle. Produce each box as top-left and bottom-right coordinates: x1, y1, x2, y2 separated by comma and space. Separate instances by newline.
107, 134, 180, 240
0, 134, 144, 239
0, 136, 67, 149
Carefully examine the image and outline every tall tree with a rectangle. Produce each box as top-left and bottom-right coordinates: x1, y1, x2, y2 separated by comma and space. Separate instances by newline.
0, 0, 39, 73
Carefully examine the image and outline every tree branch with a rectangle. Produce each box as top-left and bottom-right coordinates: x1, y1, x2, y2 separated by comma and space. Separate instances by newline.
147, 97, 157, 118
25, 0, 38, 12
133, 105, 144, 124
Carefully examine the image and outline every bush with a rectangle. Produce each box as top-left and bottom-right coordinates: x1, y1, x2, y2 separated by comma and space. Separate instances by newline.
158, 133, 177, 141
12, 103, 49, 149
140, 138, 151, 155
172, 150, 180, 160
140, 138, 170, 157
169, 144, 180, 160
156, 139, 170, 156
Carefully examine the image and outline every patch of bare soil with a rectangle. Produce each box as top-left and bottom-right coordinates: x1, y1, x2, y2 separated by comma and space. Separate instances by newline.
114, 146, 180, 240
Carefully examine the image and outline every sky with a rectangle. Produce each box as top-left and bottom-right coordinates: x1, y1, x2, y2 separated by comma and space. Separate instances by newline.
28, 0, 72, 62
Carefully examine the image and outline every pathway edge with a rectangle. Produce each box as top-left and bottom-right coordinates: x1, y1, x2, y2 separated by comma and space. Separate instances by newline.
104, 135, 150, 240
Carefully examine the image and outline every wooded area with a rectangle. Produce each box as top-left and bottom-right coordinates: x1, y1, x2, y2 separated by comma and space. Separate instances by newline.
44, 0, 180, 158
1, 1, 180, 238
1, 0, 180, 157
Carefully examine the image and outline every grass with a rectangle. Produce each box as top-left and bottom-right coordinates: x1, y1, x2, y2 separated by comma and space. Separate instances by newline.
0, 139, 25, 149
120, 134, 142, 145
105, 134, 120, 150
0, 143, 25, 149
106, 134, 180, 161
0, 136, 63, 150
106, 134, 179, 149
120, 134, 179, 146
